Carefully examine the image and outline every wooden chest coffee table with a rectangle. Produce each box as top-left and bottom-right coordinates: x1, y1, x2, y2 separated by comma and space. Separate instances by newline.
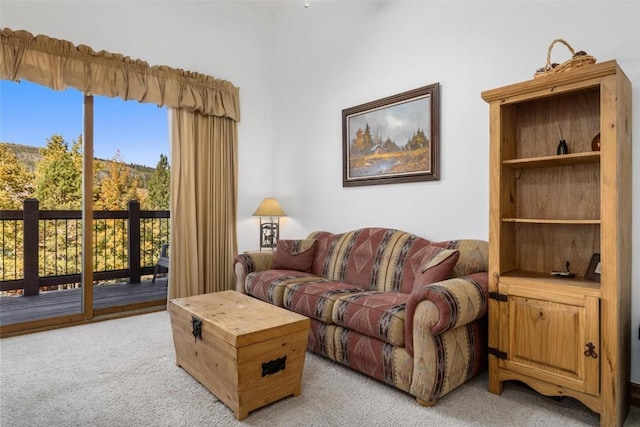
169, 290, 310, 420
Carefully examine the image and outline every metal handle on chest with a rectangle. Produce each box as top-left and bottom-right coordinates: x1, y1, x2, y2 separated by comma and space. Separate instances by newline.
191, 316, 202, 342
262, 356, 286, 377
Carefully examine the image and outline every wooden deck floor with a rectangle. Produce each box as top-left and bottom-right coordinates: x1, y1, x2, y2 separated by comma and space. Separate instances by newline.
0, 277, 168, 326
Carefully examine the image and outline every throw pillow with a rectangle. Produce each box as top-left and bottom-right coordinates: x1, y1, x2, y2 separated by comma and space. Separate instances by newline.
412, 245, 460, 290
433, 239, 488, 277
271, 239, 317, 273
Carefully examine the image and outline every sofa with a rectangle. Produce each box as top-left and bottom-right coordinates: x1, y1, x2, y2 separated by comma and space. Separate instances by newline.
233, 227, 488, 406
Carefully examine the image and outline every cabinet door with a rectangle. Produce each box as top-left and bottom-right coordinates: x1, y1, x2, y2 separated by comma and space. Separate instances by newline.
499, 284, 600, 395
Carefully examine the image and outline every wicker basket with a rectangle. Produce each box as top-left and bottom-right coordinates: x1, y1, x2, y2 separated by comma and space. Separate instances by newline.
533, 39, 596, 79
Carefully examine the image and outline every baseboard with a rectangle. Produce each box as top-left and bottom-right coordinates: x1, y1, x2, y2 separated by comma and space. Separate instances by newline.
631, 382, 640, 407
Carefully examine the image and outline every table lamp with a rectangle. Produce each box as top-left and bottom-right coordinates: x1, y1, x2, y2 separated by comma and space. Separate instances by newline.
253, 198, 286, 250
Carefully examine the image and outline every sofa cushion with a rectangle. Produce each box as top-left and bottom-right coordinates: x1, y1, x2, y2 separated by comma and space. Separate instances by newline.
333, 327, 413, 391
271, 239, 317, 273
245, 270, 324, 306
283, 281, 366, 323
412, 246, 460, 291
307, 318, 339, 359
333, 291, 409, 347
307, 228, 433, 293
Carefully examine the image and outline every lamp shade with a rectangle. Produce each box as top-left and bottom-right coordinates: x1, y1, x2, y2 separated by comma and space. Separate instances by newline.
253, 198, 286, 217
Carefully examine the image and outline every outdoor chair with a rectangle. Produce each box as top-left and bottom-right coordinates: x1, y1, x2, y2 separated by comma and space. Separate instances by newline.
152, 243, 169, 282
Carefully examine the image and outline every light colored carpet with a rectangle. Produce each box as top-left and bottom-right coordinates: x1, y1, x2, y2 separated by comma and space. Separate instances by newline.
1, 311, 638, 427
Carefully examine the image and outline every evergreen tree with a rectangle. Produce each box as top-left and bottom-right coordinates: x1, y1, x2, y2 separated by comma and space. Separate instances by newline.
362, 124, 374, 153
406, 128, 430, 151
382, 137, 400, 152
34, 135, 82, 209
31, 135, 84, 278
145, 154, 170, 210
0, 143, 35, 209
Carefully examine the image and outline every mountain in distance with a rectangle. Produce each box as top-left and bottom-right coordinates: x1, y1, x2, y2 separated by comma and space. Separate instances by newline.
2, 142, 157, 188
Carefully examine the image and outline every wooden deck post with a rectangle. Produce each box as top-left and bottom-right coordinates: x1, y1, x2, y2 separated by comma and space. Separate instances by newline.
22, 199, 39, 296
128, 200, 141, 284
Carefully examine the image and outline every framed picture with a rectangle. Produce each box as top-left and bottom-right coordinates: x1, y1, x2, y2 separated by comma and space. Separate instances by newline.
584, 253, 601, 282
342, 83, 440, 187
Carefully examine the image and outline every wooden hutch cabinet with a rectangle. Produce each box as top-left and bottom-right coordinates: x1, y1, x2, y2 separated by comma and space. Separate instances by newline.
481, 61, 632, 426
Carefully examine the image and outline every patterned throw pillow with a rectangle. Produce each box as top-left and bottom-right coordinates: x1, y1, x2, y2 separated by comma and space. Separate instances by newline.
271, 239, 317, 273
412, 245, 460, 290
433, 239, 488, 277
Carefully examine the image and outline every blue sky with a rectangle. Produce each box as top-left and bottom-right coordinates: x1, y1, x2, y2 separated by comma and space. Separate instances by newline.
0, 80, 169, 168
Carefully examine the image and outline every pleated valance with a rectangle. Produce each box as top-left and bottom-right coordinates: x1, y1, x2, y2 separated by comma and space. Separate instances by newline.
0, 28, 240, 121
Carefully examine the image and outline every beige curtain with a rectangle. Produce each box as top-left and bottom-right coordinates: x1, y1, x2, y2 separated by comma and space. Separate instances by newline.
1, 27, 240, 298
169, 110, 238, 298
0, 28, 239, 119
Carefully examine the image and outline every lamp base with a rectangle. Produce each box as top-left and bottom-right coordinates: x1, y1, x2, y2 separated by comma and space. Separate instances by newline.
259, 218, 279, 250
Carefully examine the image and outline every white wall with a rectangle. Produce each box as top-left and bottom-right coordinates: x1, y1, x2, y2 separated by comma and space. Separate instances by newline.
2, 0, 639, 384
268, 1, 640, 384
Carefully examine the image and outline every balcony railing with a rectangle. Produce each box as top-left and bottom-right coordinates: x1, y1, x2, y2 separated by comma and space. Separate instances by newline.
0, 199, 170, 297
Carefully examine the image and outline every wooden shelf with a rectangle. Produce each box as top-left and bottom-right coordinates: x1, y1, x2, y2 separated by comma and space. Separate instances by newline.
503, 152, 600, 168
499, 269, 601, 297
502, 218, 600, 225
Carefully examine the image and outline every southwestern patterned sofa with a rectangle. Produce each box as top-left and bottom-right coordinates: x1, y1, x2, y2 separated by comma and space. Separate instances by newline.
233, 227, 488, 406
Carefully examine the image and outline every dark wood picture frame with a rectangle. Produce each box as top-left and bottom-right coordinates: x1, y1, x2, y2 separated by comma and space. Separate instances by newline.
584, 253, 601, 282
342, 83, 440, 187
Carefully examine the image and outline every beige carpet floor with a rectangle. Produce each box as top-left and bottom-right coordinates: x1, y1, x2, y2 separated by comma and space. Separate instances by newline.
1, 311, 638, 426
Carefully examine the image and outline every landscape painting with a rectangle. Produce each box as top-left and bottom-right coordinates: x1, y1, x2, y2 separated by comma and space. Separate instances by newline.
342, 83, 440, 187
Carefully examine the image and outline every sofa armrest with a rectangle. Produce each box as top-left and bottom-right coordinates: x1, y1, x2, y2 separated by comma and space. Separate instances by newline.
233, 251, 275, 293
405, 272, 488, 356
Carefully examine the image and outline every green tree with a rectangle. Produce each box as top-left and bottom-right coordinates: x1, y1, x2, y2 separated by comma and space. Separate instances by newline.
145, 154, 170, 210
406, 128, 429, 150
32, 135, 83, 280
362, 123, 373, 153
0, 143, 35, 209
35, 135, 82, 209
